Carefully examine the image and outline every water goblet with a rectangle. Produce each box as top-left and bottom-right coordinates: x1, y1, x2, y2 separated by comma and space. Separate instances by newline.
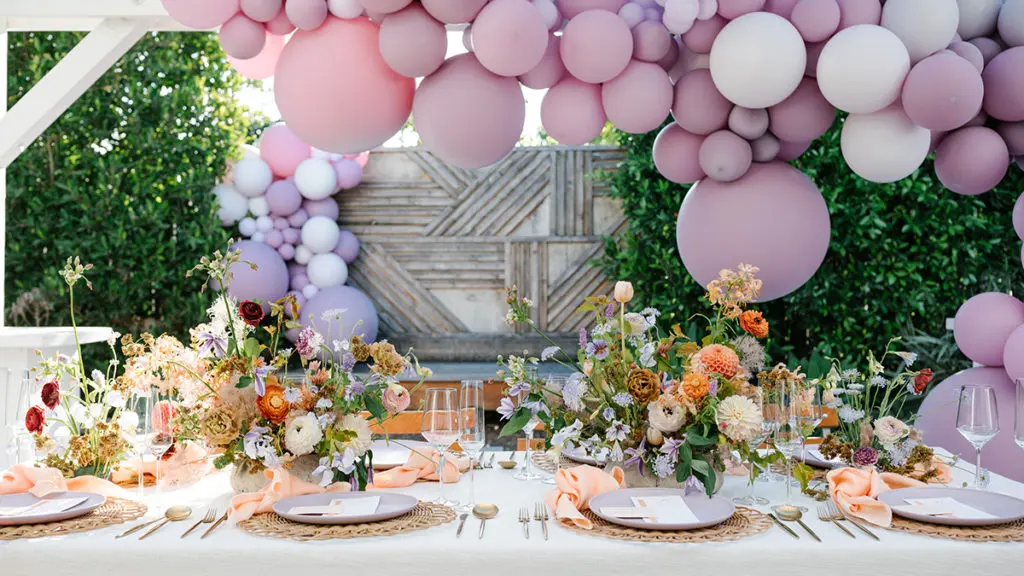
956, 384, 999, 490
422, 388, 460, 507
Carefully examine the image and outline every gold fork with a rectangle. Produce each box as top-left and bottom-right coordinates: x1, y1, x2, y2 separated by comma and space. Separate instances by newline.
518, 506, 530, 539
817, 502, 855, 538
181, 507, 217, 538
826, 500, 880, 541
534, 502, 548, 541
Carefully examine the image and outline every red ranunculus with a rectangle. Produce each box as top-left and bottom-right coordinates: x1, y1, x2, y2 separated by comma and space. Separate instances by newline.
914, 368, 934, 394
238, 300, 265, 326
41, 380, 60, 410
25, 406, 45, 434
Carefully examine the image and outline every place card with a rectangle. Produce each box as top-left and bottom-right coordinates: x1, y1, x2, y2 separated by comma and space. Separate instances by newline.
630, 495, 700, 524
895, 497, 997, 520
288, 497, 380, 517
0, 496, 88, 518
597, 507, 660, 518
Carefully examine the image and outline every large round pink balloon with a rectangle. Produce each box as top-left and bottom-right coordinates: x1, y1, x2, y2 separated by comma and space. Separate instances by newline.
266, 179, 303, 215
902, 51, 984, 131
982, 47, 1024, 122
260, 123, 312, 177
601, 60, 673, 134
220, 14, 267, 59
275, 17, 415, 154
414, 54, 525, 168
288, 286, 380, 348
379, 4, 447, 78
672, 69, 732, 135
835, 0, 880, 29
676, 162, 831, 301
162, 0, 240, 29
717, 0, 766, 19
556, 0, 627, 19
698, 130, 753, 182
632, 21, 672, 62
420, 0, 488, 23
519, 35, 566, 89
229, 32, 286, 79
934, 127, 1010, 195
1013, 193, 1024, 241
561, 10, 634, 83
221, 240, 291, 309
541, 78, 607, 145
954, 292, 1024, 366
472, 0, 550, 77
768, 77, 836, 142
1003, 325, 1024, 382
917, 367, 1024, 482
653, 124, 705, 184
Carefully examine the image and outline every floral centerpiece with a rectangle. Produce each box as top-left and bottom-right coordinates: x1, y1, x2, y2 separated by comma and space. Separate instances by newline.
815, 339, 942, 481
497, 265, 770, 496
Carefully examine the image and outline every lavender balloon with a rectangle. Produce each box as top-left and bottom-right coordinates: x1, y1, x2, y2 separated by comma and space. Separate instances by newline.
287, 286, 381, 350
652, 123, 705, 184
1003, 324, 1024, 383
288, 208, 309, 227
902, 51, 984, 132
983, 47, 1024, 122
954, 292, 1024, 366
751, 133, 781, 162
218, 240, 290, 310
303, 198, 340, 220
1014, 193, 1024, 241
728, 106, 769, 140
768, 77, 836, 143
278, 243, 296, 260
266, 179, 303, 216
935, 127, 1010, 195
334, 158, 364, 190
334, 229, 361, 263
698, 130, 753, 182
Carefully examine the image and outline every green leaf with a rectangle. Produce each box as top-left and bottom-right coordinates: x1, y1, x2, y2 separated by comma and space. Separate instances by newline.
213, 454, 233, 469
236, 375, 253, 389
244, 337, 260, 357
500, 408, 533, 437
676, 443, 693, 483
686, 430, 716, 447
364, 393, 385, 421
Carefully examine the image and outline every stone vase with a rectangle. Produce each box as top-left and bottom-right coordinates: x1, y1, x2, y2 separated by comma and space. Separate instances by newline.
608, 452, 726, 494
229, 454, 320, 494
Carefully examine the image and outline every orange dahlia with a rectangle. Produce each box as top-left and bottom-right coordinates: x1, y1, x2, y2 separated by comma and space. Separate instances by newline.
681, 373, 710, 401
739, 310, 769, 339
257, 384, 290, 424
699, 344, 739, 379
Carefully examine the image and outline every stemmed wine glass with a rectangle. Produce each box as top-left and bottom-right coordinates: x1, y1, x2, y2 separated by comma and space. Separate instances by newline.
794, 384, 823, 463
422, 388, 460, 507
734, 388, 776, 506
148, 387, 175, 496
543, 376, 568, 485
957, 384, 1000, 490
515, 367, 542, 481
459, 380, 486, 512
1016, 379, 1024, 452
772, 379, 805, 514
5, 370, 34, 467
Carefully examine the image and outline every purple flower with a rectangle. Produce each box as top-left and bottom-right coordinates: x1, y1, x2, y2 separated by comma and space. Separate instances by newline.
660, 438, 685, 463
684, 475, 703, 494
602, 407, 615, 421
605, 420, 631, 442
612, 392, 633, 407
253, 364, 274, 397
561, 373, 587, 412
498, 397, 516, 421
295, 326, 324, 361
283, 387, 303, 403
541, 346, 561, 361
578, 327, 588, 350
852, 446, 879, 467
508, 380, 531, 397
196, 330, 227, 358
623, 437, 647, 476
604, 302, 615, 319
523, 398, 549, 416
708, 377, 718, 397
586, 339, 609, 360
343, 378, 366, 401
653, 454, 674, 478
340, 352, 356, 373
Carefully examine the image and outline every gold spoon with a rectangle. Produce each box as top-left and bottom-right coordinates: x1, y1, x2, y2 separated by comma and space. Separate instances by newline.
473, 503, 499, 539
139, 506, 192, 540
775, 505, 821, 542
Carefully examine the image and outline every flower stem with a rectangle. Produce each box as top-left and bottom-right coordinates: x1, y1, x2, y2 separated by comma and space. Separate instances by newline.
69, 286, 87, 386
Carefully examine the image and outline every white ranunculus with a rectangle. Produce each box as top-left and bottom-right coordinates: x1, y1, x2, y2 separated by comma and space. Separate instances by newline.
873, 416, 910, 446
285, 413, 323, 457
336, 414, 373, 457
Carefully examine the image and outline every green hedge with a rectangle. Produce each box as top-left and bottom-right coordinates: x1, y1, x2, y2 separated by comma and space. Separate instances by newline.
5, 32, 259, 337
600, 122, 1024, 364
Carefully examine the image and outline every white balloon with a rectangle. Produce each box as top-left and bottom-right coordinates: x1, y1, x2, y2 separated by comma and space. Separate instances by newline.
881, 0, 960, 62
817, 25, 910, 114
255, 215, 275, 233
311, 148, 333, 160
841, 105, 930, 183
535, 0, 561, 31
307, 253, 350, 289
462, 25, 474, 52
302, 284, 320, 299
294, 244, 313, 265
248, 196, 270, 217
620, 3, 645, 28
999, 0, 1024, 47
957, 0, 1002, 40
709, 12, 806, 108
238, 217, 257, 238
293, 158, 338, 200
301, 216, 342, 254
213, 184, 248, 225
240, 144, 261, 160
251, 231, 265, 243
232, 157, 273, 197
327, 0, 363, 18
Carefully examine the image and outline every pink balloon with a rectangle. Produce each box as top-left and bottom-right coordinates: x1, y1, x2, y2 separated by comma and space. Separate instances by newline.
656, 36, 682, 71
672, 69, 732, 135
804, 40, 826, 78
751, 133, 781, 162
790, 0, 840, 43
266, 179, 303, 215
676, 162, 830, 301
835, 0, 880, 30
224, 240, 291, 306
334, 229, 361, 263
229, 32, 286, 79
653, 124, 705, 184
602, 60, 673, 134
303, 197, 340, 219
902, 51, 984, 132
264, 228, 285, 248
220, 14, 267, 59
982, 47, 1024, 122
541, 78, 607, 145
472, 0, 550, 77
265, 9, 297, 34
334, 159, 364, 189
969, 37, 1002, 65
413, 54, 526, 168
288, 208, 309, 227
954, 292, 1024, 366
273, 217, 290, 230
716, 0, 766, 19
278, 243, 297, 260
948, 41, 985, 73
420, 0, 488, 23
275, 17, 415, 154
241, 0, 283, 21
519, 35, 566, 89
764, 0, 798, 18
997, 122, 1024, 156
777, 139, 811, 161
561, 10, 634, 84
1005, 325, 1024, 382
260, 124, 312, 177
632, 21, 672, 63
935, 126, 1010, 195
729, 106, 769, 140
291, 273, 310, 291
358, 0, 411, 13
699, 130, 753, 182
768, 77, 836, 142
379, 4, 447, 78
556, 0, 628, 19
283, 227, 301, 244
917, 367, 1024, 482
162, 0, 240, 29
285, 0, 329, 29
682, 15, 725, 54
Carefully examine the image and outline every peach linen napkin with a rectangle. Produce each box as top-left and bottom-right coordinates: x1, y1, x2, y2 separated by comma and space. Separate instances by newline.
544, 465, 625, 530
368, 448, 469, 489
0, 464, 128, 498
826, 458, 952, 527
228, 468, 351, 525
109, 441, 214, 488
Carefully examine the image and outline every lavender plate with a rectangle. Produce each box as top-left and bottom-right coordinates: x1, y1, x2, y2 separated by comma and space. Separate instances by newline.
562, 451, 600, 466
273, 492, 419, 525
800, 448, 844, 470
878, 487, 1024, 526
370, 439, 430, 470
589, 488, 735, 531
0, 492, 105, 526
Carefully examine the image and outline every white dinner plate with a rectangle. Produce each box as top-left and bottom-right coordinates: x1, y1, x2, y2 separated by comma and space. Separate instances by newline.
369, 439, 430, 470
878, 487, 1024, 527
562, 450, 600, 466
273, 492, 419, 525
589, 488, 735, 531
0, 492, 105, 526
800, 448, 844, 469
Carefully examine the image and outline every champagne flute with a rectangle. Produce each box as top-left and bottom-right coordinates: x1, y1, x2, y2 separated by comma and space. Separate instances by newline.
5, 370, 34, 466
772, 380, 805, 514
514, 383, 542, 482
459, 380, 486, 512
543, 376, 569, 485
734, 388, 774, 506
956, 384, 1000, 490
1016, 379, 1024, 452
422, 388, 460, 507
148, 388, 175, 496
794, 384, 823, 462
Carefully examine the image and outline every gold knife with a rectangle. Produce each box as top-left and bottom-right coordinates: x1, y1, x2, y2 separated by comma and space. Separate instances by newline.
115, 518, 160, 539
845, 516, 881, 541
795, 517, 821, 542
769, 513, 800, 539
201, 512, 229, 539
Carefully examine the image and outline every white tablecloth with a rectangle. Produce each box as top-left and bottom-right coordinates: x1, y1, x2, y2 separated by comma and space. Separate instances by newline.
3, 451, 1023, 576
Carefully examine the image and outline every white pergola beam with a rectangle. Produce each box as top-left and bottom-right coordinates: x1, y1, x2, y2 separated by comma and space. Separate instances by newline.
0, 17, 152, 170
5, 16, 191, 32
0, 0, 170, 19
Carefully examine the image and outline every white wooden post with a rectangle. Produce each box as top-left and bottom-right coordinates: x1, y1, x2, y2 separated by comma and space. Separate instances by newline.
1, 20, 7, 327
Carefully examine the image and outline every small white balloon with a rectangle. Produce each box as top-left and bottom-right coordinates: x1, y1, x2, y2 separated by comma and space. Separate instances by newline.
999, 0, 1024, 47
248, 196, 270, 217
213, 184, 248, 225
840, 105, 931, 183
697, 0, 717, 20
251, 231, 265, 243
294, 244, 313, 265
255, 215, 275, 233
957, 0, 1002, 40
294, 158, 338, 200
302, 284, 320, 299
709, 12, 806, 108
232, 157, 274, 197
311, 148, 333, 160
462, 25, 474, 52
301, 216, 342, 254
238, 217, 257, 238
327, 0, 363, 18
880, 0, 959, 62
307, 252, 350, 289
817, 25, 910, 114
535, 0, 561, 31
240, 144, 261, 160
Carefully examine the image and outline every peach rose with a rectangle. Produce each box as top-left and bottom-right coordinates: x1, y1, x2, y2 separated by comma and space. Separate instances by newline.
382, 384, 411, 414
